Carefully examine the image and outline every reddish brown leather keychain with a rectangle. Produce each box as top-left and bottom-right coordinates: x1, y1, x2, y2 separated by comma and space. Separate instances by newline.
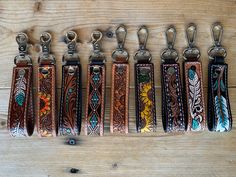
110, 25, 129, 134
161, 26, 185, 132
37, 32, 57, 137
85, 31, 106, 136
134, 26, 156, 133
59, 31, 82, 136
207, 23, 232, 132
183, 24, 206, 131
7, 33, 34, 137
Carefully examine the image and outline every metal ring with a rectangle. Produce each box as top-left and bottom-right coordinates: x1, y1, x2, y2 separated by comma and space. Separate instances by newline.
40, 32, 52, 43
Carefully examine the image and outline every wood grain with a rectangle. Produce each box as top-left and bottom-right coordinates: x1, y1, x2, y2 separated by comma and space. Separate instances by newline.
0, 0, 236, 177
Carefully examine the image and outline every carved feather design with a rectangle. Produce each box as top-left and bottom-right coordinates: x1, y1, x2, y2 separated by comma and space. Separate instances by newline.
14, 69, 26, 106
215, 95, 230, 132
188, 69, 203, 131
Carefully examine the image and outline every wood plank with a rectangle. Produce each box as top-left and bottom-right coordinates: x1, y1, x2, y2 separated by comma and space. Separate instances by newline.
0, 87, 236, 177
0, 0, 236, 88
1, 1, 236, 177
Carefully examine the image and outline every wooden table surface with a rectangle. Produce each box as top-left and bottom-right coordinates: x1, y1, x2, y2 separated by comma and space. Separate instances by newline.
0, 1, 236, 177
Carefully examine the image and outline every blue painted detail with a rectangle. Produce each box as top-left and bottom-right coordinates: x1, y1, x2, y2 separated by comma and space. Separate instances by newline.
92, 73, 100, 86
91, 92, 99, 107
215, 95, 230, 132
188, 69, 195, 80
15, 92, 25, 106
192, 119, 200, 130
90, 113, 98, 129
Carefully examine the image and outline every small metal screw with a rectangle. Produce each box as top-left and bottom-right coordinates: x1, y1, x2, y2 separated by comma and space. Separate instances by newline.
68, 138, 76, 145
70, 168, 79, 173
106, 31, 113, 38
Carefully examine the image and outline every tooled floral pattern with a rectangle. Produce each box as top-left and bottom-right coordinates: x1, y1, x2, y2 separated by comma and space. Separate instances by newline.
112, 64, 128, 133
163, 65, 184, 131
60, 66, 79, 135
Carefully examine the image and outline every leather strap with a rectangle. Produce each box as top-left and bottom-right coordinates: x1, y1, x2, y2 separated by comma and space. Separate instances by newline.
8, 65, 34, 137
110, 25, 129, 134
85, 64, 105, 136
110, 63, 129, 133
135, 63, 156, 132
161, 26, 185, 132
59, 63, 81, 135
85, 30, 105, 136
59, 31, 82, 136
208, 57, 232, 132
207, 23, 232, 132
8, 33, 34, 137
161, 63, 185, 132
184, 61, 206, 131
37, 32, 57, 137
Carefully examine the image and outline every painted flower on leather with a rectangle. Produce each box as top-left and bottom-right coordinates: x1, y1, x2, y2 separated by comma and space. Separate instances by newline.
39, 92, 51, 116
140, 83, 152, 106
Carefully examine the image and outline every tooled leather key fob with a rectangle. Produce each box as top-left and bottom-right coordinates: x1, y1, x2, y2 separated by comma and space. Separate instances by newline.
183, 24, 206, 131
110, 25, 129, 134
8, 33, 34, 137
134, 26, 156, 133
207, 23, 232, 132
59, 31, 82, 136
161, 26, 185, 132
85, 31, 106, 136
37, 32, 57, 137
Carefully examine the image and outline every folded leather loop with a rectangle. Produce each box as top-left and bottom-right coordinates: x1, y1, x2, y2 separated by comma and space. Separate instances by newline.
110, 25, 129, 133
85, 31, 106, 136
134, 26, 156, 132
183, 24, 206, 131
207, 23, 232, 132
8, 33, 34, 137
161, 26, 185, 132
37, 32, 57, 137
59, 31, 82, 136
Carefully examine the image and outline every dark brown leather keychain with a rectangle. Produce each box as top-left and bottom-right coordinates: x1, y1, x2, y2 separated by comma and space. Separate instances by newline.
85, 31, 106, 136
59, 31, 82, 136
110, 25, 129, 134
7, 33, 34, 137
161, 26, 185, 132
207, 23, 232, 132
37, 32, 57, 137
183, 24, 206, 131
134, 26, 156, 133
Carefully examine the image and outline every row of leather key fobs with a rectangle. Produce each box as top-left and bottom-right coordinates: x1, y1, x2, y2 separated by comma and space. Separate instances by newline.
7, 22, 232, 137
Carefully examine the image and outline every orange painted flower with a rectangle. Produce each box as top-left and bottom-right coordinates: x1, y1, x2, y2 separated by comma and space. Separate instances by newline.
39, 92, 51, 116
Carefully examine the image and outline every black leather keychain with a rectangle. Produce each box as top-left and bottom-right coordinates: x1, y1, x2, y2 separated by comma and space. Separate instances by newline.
59, 31, 82, 136
161, 26, 185, 132
207, 23, 232, 132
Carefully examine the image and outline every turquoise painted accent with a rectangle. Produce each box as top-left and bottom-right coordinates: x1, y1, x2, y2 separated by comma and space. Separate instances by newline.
90, 114, 98, 129
188, 69, 195, 80
215, 96, 230, 132
192, 119, 200, 130
92, 73, 100, 86
15, 92, 25, 106
91, 92, 99, 107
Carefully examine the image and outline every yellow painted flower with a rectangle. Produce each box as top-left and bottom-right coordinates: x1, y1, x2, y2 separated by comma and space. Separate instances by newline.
140, 83, 152, 106
39, 93, 51, 116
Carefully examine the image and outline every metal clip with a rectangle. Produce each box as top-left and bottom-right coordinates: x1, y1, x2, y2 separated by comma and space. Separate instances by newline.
63, 31, 79, 62
208, 22, 227, 59
14, 33, 32, 65
89, 30, 105, 62
161, 26, 178, 63
134, 26, 152, 62
112, 25, 129, 62
38, 32, 55, 64
183, 23, 200, 60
